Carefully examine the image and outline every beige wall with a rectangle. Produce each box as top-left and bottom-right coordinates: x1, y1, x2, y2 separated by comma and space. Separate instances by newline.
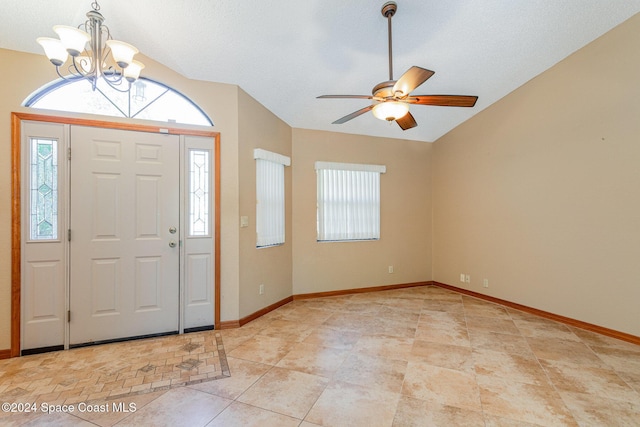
433, 14, 640, 336
237, 89, 293, 318
291, 129, 433, 295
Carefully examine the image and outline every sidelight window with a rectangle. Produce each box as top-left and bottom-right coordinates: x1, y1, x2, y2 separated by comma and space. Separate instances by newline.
29, 138, 59, 240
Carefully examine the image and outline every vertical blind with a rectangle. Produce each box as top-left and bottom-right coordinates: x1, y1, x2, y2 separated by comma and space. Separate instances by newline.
254, 149, 290, 247
315, 162, 386, 241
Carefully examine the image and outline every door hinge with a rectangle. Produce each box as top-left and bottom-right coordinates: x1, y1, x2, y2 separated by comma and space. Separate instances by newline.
67, 147, 71, 160
67, 310, 71, 322
68, 229, 71, 241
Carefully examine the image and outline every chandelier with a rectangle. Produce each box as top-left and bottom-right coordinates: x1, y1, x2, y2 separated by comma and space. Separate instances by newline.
37, 1, 144, 92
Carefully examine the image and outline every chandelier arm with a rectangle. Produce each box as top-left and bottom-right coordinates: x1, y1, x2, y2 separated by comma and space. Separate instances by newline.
99, 73, 132, 93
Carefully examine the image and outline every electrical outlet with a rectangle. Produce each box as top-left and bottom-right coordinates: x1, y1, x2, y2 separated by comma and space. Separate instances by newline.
259, 284, 264, 295
483, 279, 489, 288
460, 274, 465, 283
388, 265, 394, 274
465, 275, 471, 283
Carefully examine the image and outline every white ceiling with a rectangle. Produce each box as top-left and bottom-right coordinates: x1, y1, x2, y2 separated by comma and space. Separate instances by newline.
1, 1, 639, 142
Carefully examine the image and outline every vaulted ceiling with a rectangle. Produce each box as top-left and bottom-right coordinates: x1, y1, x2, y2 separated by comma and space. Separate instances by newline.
1, 1, 639, 142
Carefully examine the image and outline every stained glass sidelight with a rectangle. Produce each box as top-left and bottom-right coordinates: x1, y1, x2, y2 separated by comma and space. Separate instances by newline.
189, 149, 210, 236
30, 138, 58, 240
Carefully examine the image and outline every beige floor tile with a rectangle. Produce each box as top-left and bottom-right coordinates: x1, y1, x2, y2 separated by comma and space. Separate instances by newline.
465, 315, 521, 335
402, 362, 482, 412
472, 348, 550, 386
392, 395, 484, 427
483, 414, 541, 427
322, 312, 377, 333
21, 411, 96, 426
526, 336, 608, 367
188, 357, 271, 400
334, 352, 407, 393
570, 327, 640, 352
468, 329, 533, 356
302, 326, 361, 350
383, 297, 427, 314
257, 319, 315, 342
205, 401, 301, 427
477, 375, 578, 426
415, 324, 471, 347
410, 340, 474, 373
540, 358, 639, 403
237, 366, 329, 419
513, 318, 581, 341
115, 387, 231, 427
588, 345, 640, 374
275, 307, 334, 325
418, 311, 467, 329
371, 318, 418, 339
227, 335, 296, 365
306, 380, 400, 427
337, 301, 384, 316
3, 285, 639, 426
559, 390, 640, 426
276, 342, 348, 377
353, 334, 414, 361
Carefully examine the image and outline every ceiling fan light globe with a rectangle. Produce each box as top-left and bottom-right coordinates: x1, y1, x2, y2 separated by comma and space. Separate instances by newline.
372, 101, 409, 122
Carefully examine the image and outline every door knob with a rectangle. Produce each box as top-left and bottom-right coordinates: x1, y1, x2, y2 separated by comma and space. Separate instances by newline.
169, 240, 177, 248
169, 226, 177, 234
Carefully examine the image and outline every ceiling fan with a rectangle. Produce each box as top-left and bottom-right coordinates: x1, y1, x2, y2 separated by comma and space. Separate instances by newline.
318, 1, 478, 131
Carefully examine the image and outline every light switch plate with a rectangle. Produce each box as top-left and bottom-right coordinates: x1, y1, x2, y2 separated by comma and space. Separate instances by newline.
240, 216, 249, 228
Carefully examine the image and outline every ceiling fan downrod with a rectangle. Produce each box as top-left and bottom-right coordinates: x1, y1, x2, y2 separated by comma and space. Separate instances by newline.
381, 1, 397, 81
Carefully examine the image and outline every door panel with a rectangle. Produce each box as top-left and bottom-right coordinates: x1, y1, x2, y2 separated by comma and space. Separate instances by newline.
70, 126, 180, 345
21, 121, 67, 351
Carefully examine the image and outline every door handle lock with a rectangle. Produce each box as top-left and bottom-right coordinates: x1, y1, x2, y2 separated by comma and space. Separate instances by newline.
169, 240, 177, 248
169, 226, 177, 234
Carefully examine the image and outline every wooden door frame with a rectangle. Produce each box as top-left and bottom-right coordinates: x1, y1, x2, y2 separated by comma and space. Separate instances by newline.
10, 112, 221, 357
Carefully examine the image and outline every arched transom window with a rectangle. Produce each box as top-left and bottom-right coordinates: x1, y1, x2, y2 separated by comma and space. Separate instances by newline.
24, 77, 213, 126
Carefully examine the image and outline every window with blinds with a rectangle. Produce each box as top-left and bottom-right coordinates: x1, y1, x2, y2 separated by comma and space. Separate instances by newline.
315, 161, 386, 242
254, 149, 290, 248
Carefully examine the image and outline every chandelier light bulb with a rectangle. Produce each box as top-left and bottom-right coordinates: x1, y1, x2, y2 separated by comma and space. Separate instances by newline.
372, 101, 409, 122
53, 25, 90, 57
124, 60, 145, 82
106, 40, 138, 68
37, 37, 68, 66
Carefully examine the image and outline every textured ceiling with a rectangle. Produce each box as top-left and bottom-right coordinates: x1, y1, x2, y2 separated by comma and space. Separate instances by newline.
1, 1, 639, 142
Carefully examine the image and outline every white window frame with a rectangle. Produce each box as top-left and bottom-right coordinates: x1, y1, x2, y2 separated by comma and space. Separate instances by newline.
254, 149, 290, 248
315, 161, 386, 242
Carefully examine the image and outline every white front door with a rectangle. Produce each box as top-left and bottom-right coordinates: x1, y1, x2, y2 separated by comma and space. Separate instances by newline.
69, 126, 180, 345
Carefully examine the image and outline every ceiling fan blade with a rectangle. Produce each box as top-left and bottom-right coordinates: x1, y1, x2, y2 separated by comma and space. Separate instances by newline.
407, 95, 478, 107
317, 95, 373, 100
332, 105, 374, 124
396, 111, 417, 130
392, 66, 435, 97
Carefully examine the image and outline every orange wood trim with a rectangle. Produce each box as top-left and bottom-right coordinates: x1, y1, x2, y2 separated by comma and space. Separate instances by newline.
293, 281, 433, 301
11, 112, 215, 137
11, 113, 22, 358
433, 282, 640, 346
0, 349, 12, 360
214, 133, 221, 329
10, 112, 221, 357
218, 320, 241, 330
239, 296, 294, 327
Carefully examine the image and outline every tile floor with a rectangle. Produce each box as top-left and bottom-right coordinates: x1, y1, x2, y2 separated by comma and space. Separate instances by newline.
1, 285, 639, 426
